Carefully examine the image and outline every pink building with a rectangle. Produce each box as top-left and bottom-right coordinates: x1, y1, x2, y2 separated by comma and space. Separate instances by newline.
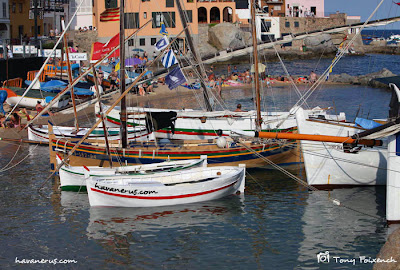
285, 0, 324, 18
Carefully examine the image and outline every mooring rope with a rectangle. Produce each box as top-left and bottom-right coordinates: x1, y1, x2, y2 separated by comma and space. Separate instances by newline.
235, 138, 386, 222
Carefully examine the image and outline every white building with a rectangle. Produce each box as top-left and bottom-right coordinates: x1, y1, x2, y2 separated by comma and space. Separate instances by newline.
0, 0, 10, 42
67, 0, 93, 30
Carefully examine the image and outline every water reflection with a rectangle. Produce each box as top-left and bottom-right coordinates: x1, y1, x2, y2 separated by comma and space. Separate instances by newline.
86, 196, 245, 241
297, 187, 386, 268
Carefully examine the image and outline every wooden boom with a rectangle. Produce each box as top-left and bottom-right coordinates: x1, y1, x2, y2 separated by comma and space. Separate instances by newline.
255, 131, 383, 147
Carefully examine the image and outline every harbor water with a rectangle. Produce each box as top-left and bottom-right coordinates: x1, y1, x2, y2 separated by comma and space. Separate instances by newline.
0, 54, 399, 269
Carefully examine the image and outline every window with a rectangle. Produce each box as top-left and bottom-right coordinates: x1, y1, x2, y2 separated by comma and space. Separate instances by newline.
12, 2, 16, 13
185, 10, 192, 23
2, 3, 6, 17
166, 0, 174, 7
152, 12, 176, 28
285, 21, 290, 27
105, 0, 117, 9
310, 6, 316, 16
18, 25, 23, 38
151, 38, 157, 45
144, 12, 147, 19
124, 13, 139, 29
128, 39, 135, 46
187, 0, 194, 2
18, 3, 22, 12
38, 25, 41, 35
140, 38, 145, 46
142, 0, 150, 1
294, 21, 299, 27
261, 19, 271, 32
274, 5, 281, 11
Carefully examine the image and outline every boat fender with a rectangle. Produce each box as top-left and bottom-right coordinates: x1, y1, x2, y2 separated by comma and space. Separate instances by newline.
216, 129, 223, 137
216, 137, 227, 148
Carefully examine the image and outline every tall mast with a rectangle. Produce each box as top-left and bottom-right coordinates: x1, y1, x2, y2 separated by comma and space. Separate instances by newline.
174, 0, 212, 111
250, 0, 262, 131
62, 20, 79, 132
120, 0, 128, 148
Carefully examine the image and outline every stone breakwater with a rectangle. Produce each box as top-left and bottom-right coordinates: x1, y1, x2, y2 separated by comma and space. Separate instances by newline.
326, 68, 396, 88
374, 227, 400, 270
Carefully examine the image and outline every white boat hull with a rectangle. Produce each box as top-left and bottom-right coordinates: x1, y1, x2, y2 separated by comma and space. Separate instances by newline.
100, 104, 345, 140
6, 96, 68, 109
28, 125, 154, 142
86, 166, 245, 207
296, 107, 387, 186
387, 134, 400, 222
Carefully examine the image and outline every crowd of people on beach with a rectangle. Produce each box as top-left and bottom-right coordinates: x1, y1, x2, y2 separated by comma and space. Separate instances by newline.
203, 64, 319, 96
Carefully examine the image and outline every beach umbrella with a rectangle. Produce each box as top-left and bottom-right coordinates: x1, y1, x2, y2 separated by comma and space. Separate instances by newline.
250, 63, 266, 73
125, 57, 142, 67
132, 48, 145, 52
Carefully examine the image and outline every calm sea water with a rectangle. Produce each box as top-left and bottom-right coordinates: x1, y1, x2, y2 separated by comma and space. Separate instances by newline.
0, 54, 398, 269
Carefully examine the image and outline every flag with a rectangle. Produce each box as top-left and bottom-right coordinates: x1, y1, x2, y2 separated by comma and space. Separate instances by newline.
394, 1, 400, 6
103, 32, 120, 58
155, 36, 169, 51
91, 42, 105, 61
161, 50, 178, 68
100, 7, 120, 22
165, 67, 187, 90
160, 22, 168, 36
115, 60, 120, 71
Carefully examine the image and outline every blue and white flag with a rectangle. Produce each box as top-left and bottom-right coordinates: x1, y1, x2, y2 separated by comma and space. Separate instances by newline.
165, 66, 187, 90
160, 22, 168, 36
155, 36, 169, 51
162, 50, 178, 68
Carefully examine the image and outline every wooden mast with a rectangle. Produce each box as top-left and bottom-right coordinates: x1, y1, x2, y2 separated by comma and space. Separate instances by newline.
92, 66, 113, 167
250, 0, 262, 131
119, 0, 128, 148
62, 20, 79, 132
174, 0, 212, 111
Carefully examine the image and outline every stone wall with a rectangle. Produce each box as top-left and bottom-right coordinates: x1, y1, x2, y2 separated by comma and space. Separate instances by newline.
72, 30, 98, 55
280, 14, 347, 35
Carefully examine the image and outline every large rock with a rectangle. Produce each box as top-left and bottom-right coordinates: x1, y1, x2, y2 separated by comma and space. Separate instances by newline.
198, 42, 218, 57
374, 227, 400, 270
208, 23, 249, 50
330, 73, 357, 84
304, 34, 336, 53
358, 68, 396, 86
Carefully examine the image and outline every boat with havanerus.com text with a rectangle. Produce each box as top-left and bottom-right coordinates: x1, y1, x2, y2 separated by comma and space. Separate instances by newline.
86, 165, 246, 207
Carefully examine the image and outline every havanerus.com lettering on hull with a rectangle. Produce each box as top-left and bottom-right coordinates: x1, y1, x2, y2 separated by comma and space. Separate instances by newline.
94, 182, 158, 195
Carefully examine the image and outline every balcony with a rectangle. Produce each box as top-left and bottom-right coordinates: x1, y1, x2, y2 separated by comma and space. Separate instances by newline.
197, 0, 234, 2
264, 0, 283, 4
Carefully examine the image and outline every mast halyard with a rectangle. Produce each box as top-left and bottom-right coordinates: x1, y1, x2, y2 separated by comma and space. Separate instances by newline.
174, 0, 212, 111
120, 0, 128, 148
250, 0, 262, 132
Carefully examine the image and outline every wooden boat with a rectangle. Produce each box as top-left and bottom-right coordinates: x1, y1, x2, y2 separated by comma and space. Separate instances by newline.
51, 136, 298, 168
295, 106, 387, 186
86, 165, 245, 207
28, 124, 153, 142
99, 104, 345, 140
60, 155, 207, 191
